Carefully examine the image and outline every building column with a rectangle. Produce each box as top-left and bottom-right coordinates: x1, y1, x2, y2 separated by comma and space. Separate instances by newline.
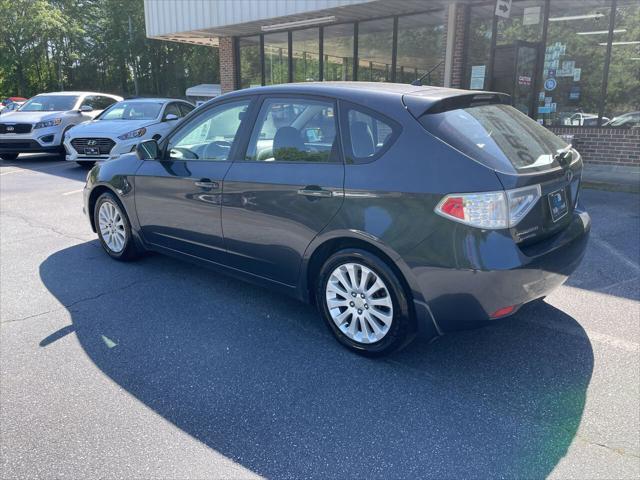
443, 3, 469, 89
219, 36, 237, 93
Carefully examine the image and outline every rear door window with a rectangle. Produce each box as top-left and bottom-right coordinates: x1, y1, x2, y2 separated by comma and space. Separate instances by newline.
419, 104, 568, 173
163, 102, 182, 119
245, 97, 340, 163
342, 104, 399, 163
179, 103, 195, 117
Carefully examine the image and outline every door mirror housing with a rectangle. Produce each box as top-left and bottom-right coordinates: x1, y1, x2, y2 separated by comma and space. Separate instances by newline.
79, 105, 93, 113
136, 139, 160, 160
164, 113, 179, 121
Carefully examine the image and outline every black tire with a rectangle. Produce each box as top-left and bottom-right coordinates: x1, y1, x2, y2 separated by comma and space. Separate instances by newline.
316, 248, 414, 357
77, 161, 95, 168
0, 153, 18, 161
94, 192, 141, 261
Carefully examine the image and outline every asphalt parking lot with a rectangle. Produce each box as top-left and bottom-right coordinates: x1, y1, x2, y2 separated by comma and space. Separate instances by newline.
1, 154, 639, 479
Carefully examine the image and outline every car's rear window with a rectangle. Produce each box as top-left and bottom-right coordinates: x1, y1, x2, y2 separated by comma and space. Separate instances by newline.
419, 104, 568, 173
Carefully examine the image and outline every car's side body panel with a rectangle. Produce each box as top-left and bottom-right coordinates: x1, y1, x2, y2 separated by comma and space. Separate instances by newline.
222, 162, 345, 286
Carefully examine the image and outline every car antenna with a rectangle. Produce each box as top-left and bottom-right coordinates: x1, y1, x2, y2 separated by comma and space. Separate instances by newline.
411, 60, 445, 86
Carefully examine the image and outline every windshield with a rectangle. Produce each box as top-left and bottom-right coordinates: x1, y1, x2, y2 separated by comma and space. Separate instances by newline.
20, 95, 79, 112
419, 104, 568, 174
98, 101, 162, 121
608, 113, 640, 127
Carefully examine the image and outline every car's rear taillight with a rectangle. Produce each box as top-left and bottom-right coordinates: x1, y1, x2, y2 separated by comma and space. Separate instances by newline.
435, 185, 541, 230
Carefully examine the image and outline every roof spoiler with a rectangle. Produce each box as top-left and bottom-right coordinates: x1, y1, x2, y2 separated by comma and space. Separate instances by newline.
403, 91, 512, 118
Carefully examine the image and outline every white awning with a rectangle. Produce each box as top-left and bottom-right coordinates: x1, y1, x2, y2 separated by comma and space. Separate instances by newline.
185, 84, 222, 98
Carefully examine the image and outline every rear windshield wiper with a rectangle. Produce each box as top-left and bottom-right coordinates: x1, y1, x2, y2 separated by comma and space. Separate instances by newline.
554, 144, 573, 166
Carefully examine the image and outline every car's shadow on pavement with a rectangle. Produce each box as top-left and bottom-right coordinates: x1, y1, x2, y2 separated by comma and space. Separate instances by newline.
39, 242, 594, 479
1, 153, 90, 181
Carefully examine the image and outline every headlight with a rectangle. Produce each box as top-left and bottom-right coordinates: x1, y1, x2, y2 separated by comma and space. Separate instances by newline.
34, 118, 62, 129
118, 127, 147, 140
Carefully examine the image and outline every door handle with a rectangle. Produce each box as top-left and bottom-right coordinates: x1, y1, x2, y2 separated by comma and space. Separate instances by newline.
297, 186, 333, 198
194, 179, 219, 189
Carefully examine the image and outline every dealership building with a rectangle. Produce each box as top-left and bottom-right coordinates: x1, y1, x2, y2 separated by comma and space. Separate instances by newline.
143, 0, 639, 167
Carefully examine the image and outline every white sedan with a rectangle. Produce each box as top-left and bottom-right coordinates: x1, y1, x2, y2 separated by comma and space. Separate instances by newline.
64, 98, 195, 166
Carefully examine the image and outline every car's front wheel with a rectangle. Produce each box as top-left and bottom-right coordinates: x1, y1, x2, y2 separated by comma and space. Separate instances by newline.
317, 249, 414, 356
0, 153, 19, 161
94, 192, 141, 261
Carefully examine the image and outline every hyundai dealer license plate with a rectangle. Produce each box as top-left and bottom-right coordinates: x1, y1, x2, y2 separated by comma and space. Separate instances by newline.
84, 147, 99, 155
548, 188, 568, 222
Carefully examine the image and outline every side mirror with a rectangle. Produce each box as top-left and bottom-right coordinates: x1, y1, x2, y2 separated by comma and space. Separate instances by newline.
164, 113, 179, 121
79, 105, 93, 112
136, 139, 159, 160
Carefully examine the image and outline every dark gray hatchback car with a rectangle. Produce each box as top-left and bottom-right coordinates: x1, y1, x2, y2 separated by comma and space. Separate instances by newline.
84, 83, 590, 356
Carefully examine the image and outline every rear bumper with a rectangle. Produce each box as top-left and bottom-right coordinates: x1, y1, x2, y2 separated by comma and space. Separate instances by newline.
413, 209, 590, 333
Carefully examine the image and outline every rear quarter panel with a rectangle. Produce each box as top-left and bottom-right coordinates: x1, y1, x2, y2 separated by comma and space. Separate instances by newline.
305, 97, 504, 305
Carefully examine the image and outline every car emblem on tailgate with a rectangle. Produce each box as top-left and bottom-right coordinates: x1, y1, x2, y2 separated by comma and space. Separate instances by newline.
6, 126, 14, 132
87, 139, 97, 146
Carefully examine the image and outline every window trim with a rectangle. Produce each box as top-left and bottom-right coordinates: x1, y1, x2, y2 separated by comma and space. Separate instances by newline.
339, 100, 402, 165
160, 96, 257, 163
239, 93, 344, 165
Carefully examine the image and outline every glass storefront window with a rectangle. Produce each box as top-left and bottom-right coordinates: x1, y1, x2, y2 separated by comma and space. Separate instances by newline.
496, 0, 545, 46
492, 1, 545, 115
292, 28, 320, 82
539, 0, 611, 126
323, 23, 354, 81
357, 18, 393, 82
239, 36, 261, 89
465, 3, 494, 91
264, 32, 289, 85
396, 12, 446, 85
604, 1, 640, 125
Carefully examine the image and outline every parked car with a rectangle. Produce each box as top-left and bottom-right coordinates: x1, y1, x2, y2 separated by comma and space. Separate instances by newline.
0, 101, 24, 115
0, 91, 122, 161
604, 111, 640, 129
83, 83, 590, 356
0, 97, 27, 114
563, 112, 609, 127
64, 98, 195, 167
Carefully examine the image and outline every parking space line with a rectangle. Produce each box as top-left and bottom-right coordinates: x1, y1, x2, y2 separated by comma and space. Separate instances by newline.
62, 188, 84, 196
591, 235, 640, 273
1, 162, 71, 176
0, 169, 23, 176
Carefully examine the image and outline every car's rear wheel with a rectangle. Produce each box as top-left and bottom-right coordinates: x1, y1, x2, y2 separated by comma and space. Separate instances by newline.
0, 153, 18, 161
317, 249, 413, 356
94, 192, 140, 261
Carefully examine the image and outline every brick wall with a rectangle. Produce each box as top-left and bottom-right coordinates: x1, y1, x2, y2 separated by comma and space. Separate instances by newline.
548, 127, 640, 166
450, 4, 468, 89
219, 36, 236, 94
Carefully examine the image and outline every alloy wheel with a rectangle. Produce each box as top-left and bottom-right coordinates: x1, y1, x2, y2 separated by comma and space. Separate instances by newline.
325, 262, 394, 344
98, 200, 126, 253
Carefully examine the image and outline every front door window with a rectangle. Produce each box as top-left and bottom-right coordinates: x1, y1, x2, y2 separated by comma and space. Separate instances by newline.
167, 100, 250, 161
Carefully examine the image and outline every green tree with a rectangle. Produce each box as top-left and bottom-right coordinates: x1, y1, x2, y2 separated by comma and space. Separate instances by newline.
0, 0, 219, 99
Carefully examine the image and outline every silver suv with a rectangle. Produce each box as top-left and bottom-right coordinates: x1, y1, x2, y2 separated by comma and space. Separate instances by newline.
0, 91, 122, 160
